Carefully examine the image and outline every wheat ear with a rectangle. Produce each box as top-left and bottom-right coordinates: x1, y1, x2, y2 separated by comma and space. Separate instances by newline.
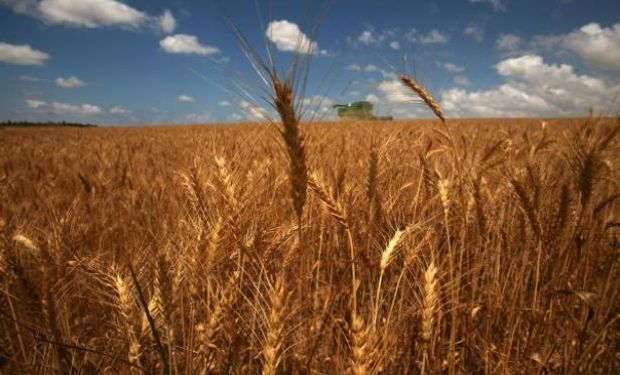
400, 75, 445, 122
115, 275, 143, 373
349, 313, 374, 375
422, 262, 439, 344
273, 76, 308, 228
307, 172, 349, 229
262, 275, 287, 375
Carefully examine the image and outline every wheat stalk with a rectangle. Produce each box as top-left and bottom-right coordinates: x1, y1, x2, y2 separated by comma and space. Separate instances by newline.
373, 228, 406, 327
262, 275, 287, 375
273, 76, 308, 229
195, 272, 238, 372
12, 234, 39, 254
422, 262, 438, 344
307, 172, 348, 229
115, 275, 143, 372
400, 75, 445, 122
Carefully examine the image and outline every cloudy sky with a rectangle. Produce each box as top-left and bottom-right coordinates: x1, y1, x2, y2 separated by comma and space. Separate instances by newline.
1, 0, 619, 124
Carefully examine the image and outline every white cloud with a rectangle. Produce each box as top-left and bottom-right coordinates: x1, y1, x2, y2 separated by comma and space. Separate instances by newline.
377, 79, 414, 104
562, 23, 620, 70
380, 69, 398, 80
469, 0, 507, 12
406, 29, 448, 44
464, 23, 484, 42
158, 9, 175, 34
497, 33, 522, 50
420, 30, 448, 44
352, 28, 396, 47
266, 20, 319, 54
185, 112, 211, 123
18, 75, 41, 81
345, 63, 381, 73
26, 99, 46, 108
441, 54, 620, 117
229, 113, 243, 121
358, 30, 375, 45
55, 76, 85, 88
2, 0, 177, 32
218, 100, 231, 106
51, 102, 102, 116
0, 42, 49, 65
239, 100, 268, 121
443, 63, 465, 73
160, 34, 219, 56
39, 0, 147, 28
110, 105, 129, 115
302, 95, 335, 118
365, 93, 379, 103
178, 95, 195, 103
0, 0, 38, 15
454, 76, 470, 86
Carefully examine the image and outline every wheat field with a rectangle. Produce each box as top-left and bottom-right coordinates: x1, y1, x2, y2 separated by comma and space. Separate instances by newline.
0, 117, 618, 374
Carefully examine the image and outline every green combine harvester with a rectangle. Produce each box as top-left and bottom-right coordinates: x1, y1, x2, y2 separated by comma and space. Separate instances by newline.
332, 101, 393, 120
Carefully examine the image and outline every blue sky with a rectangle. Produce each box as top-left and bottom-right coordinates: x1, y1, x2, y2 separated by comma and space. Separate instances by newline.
1, 0, 619, 124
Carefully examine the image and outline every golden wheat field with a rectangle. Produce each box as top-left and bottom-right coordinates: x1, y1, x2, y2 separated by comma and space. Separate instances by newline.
0, 117, 619, 374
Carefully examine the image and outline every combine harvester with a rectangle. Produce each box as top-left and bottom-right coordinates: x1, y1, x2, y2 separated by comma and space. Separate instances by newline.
332, 101, 393, 120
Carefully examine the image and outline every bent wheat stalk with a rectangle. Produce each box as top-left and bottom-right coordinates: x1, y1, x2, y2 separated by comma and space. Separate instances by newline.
400, 75, 445, 122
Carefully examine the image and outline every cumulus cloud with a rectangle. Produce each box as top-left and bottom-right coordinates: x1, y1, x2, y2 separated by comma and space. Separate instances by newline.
469, 0, 508, 12
239, 100, 268, 121
420, 30, 448, 44
441, 54, 620, 117
1, 0, 175, 32
51, 102, 102, 116
218, 100, 231, 106
55, 76, 85, 88
366, 93, 379, 103
18, 75, 41, 81
464, 23, 484, 42
454, 76, 470, 86
178, 95, 195, 103
266, 20, 319, 54
110, 105, 129, 115
345, 63, 362, 71
301, 95, 335, 118
562, 23, 620, 70
0, 0, 38, 14
160, 34, 219, 56
443, 63, 465, 73
0, 42, 49, 65
185, 112, 211, 123
406, 29, 448, 44
227, 113, 243, 121
39, 0, 147, 28
497, 33, 522, 50
529, 23, 620, 71
26, 99, 101, 116
26, 99, 46, 108
358, 30, 375, 45
352, 28, 397, 47
377, 79, 415, 104
158, 9, 175, 34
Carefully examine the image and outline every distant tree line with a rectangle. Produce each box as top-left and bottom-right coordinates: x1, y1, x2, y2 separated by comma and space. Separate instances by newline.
0, 120, 97, 128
